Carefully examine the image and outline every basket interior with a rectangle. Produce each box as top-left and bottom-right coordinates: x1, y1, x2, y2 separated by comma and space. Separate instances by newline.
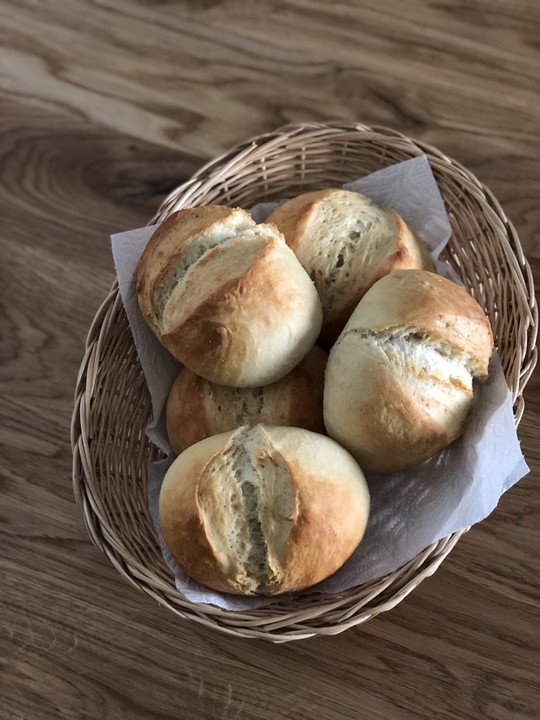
75, 125, 536, 639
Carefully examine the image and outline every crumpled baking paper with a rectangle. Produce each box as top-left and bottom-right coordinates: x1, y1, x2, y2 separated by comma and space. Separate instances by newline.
111, 155, 529, 611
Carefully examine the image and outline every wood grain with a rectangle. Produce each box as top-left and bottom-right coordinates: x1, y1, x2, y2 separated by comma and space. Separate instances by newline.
1, 1, 539, 718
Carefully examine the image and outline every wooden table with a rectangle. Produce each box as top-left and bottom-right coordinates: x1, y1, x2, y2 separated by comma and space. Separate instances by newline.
2, 2, 539, 718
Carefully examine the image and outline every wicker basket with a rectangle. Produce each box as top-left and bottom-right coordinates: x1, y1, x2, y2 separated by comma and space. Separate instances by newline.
71, 122, 537, 642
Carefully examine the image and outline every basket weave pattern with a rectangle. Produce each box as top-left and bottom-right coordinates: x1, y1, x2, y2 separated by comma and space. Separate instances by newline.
72, 123, 537, 641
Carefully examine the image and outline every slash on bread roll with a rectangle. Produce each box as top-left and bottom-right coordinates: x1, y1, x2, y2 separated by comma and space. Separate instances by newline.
137, 206, 323, 387
159, 425, 370, 596
324, 270, 494, 472
166, 346, 327, 454
267, 189, 434, 347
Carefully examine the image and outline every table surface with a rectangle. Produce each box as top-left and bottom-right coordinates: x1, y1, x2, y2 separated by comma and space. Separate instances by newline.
2, 1, 539, 718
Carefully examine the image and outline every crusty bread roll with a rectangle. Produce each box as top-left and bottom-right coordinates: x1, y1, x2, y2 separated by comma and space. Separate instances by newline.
267, 189, 434, 347
324, 270, 494, 472
159, 425, 370, 595
137, 206, 322, 387
166, 346, 327, 454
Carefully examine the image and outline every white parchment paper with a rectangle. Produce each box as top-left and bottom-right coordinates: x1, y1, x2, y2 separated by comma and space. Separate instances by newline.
112, 156, 529, 610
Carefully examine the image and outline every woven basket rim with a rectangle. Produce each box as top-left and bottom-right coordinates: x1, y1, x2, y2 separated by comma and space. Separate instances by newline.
72, 122, 538, 641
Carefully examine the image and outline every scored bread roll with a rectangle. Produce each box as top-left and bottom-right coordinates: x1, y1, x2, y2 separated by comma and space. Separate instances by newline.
324, 270, 494, 472
267, 189, 434, 347
166, 346, 327, 454
159, 425, 370, 596
137, 206, 322, 387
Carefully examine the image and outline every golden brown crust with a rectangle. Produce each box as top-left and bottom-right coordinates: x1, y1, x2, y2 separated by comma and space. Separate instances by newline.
161, 234, 321, 385
324, 269, 493, 472
283, 347, 326, 434
137, 206, 244, 332
165, 346, 327, 455
166, 371, 211, 455
267, 188, 343, 253
268, 189, 435, 349
159, 427, 369, 596
317, 214, 434, 348
332, 350, 469, 471
370, 212, 435, 280
159, 239, 271, 383
352, 270, 494, 377
159, 441, 227, 591
137, 206, 322, 386
269, 461, 365, 594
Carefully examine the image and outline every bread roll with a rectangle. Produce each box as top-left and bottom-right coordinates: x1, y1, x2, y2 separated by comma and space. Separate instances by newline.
159, 425, 370, 595
137, 206, 322, 387
324, 270, 494, 472
267, 189, 434, 347
166, 346, 327, 454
